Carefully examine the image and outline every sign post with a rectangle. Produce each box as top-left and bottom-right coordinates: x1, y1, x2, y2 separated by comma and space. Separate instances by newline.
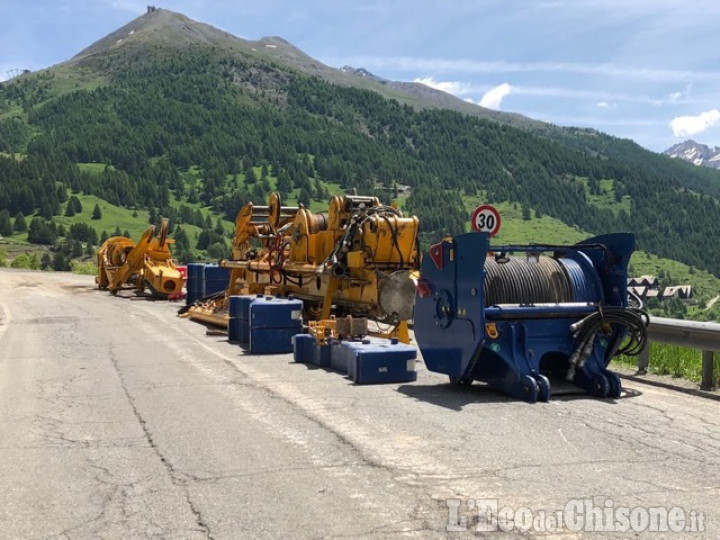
471, 204, 501, 236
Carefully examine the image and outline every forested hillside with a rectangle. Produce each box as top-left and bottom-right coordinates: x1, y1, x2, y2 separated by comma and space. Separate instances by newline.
2, 9, 720, 277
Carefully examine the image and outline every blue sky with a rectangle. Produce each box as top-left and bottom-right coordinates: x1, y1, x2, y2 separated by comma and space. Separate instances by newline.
2, 0, 719, 152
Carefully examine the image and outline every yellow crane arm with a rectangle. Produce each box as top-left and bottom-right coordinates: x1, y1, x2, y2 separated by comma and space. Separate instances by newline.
108, 226, 155, 293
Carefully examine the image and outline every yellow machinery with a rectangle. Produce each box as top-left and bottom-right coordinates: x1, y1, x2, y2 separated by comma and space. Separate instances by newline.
186, 192, 420, 340
96, 218, 184, 298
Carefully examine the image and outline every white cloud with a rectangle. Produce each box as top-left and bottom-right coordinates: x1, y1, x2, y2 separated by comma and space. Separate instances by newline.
413, 77, 472, 95
669, 109, 720, 137
665, 83, 693, 105
597, 101, 610, 108
329, 55, 720, 83
479, 83, 512, 109
666, 92, 683, 105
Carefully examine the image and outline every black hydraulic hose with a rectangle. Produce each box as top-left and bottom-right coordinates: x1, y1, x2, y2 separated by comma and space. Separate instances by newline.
565, 304, 650, 380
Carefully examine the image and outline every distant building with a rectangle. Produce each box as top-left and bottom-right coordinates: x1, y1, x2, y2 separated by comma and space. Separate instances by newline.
662, 285, 693, 301
627, 275, 658, 288
628, 285, 647, 299
645, 288, 661, 301
374, 183, 413, 198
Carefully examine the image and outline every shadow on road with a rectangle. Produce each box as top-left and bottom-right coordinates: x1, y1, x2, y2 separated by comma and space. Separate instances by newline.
396, 380, 642, 411
397, 382, 515, 411
619, 373, 720, 402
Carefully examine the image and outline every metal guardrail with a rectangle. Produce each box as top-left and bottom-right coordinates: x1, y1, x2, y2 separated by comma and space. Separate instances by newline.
637, 316, 719, 390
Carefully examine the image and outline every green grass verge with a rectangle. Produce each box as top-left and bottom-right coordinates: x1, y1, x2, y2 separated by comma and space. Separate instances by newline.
71, 260, 97, 275
612, 343, 720, 385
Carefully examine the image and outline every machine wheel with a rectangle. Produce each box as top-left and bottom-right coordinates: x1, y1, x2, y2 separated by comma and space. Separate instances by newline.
449, 376, 473, 387
605, 371, 622, 398
520, 375, 539, 404
591, 374, 610, 398
535, 374, 551, 402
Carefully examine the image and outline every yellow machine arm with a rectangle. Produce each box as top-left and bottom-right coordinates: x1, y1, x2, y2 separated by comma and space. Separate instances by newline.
96, 220, 184, 298
231, 192, 299, 261
96, 236, 136, 290
186, 192, 420, 340
143, 218, 184, 297
106, 226, 156, 294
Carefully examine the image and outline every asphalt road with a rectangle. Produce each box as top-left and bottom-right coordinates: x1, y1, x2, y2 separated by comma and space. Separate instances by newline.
0, 269, 717, 539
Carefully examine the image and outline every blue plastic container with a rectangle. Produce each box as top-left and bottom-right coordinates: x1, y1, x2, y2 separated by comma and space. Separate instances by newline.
293, 334, 332, 366
329, 339, 348, 373
203, 264, 230, 296
186, 263, 205, 304
227, 295, 244, 342
249, 325, 302, 354
343, 338, 418, 384
249, 296, 304, 329
247, 296, 305, 354
292, 334, 314, 363
234, 294, 263, 343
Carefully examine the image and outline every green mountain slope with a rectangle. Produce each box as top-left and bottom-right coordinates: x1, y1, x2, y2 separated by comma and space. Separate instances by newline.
2, 8, 720, 283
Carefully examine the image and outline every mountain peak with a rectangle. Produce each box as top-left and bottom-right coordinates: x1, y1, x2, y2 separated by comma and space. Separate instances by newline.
53, 9, 543, 130
664, 140, 720, 170
70, 8, 238, 63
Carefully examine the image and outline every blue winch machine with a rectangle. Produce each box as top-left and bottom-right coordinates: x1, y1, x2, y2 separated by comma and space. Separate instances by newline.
413, 232, 648, 403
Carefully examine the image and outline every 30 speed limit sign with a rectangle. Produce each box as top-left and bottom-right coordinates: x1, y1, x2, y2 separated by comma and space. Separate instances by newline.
471, 204, 501, 236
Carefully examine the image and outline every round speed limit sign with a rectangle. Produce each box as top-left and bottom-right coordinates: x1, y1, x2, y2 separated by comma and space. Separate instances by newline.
471, 204, 501, 236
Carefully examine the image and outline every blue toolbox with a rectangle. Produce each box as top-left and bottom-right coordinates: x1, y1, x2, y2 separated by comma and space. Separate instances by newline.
341, 338, 418, 384
248, 296, 304, 354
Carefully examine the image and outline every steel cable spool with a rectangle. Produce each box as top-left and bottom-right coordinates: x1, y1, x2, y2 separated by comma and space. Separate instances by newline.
484, 255, 576, 305
558, 257, 594, 302
539, 257, 573, 302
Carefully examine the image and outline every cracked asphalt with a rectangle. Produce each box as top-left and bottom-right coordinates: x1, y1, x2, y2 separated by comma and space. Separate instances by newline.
0, 269, 718, 539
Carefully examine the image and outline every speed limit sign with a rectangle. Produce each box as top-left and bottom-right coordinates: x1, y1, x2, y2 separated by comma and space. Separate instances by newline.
471, 204, 501, 236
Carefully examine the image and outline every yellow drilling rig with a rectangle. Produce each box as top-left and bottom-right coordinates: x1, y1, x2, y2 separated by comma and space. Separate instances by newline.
184, 192, 420, 341
96, 218, 184, 298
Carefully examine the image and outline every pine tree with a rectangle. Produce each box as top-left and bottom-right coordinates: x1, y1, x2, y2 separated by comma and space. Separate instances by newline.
92, 203, 102, 220
244, 166, 257, 185
214, 217, 225, 236
52, 252, 70, 271
40, 203, 54, 220
71, 196, 83, 213
298, 188, 312, 207
0, 210, 13, 237
14, 212, 27, 233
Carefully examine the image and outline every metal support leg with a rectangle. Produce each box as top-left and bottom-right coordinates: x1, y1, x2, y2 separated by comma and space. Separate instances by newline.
701, 350, 715, 391
637, 344, 649, 374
